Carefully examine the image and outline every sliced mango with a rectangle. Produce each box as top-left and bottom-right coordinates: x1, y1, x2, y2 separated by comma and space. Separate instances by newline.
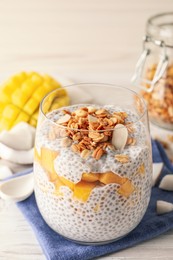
54, 177, 64, 196
137, 163, 145, 175
82, 172, 100, 182
41, 147, 59, 182
34, 147, 41, 163
73, 180, 97, 202
58, 176, 75, 191
99, 171, 127, 185
117, 179, 135, 197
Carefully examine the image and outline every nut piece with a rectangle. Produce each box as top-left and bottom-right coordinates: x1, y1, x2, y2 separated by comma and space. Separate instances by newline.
92, 147, 105, 160
57, 114, 71, 124
95, 109, 106, 115
112, 124, 128, 150
61, 137, 72, 147
80, 149, 91, 159
125, 123, 135, 133
88, 115, 98, 123
75, 109, 88, 117
89, 132, 105, 142
57, 106, 131, 158
110, 117, 118, 124
71, 144, 80, 153
126, 137, 136, 146
87, 106, 97, 113
115, 154, 129, 163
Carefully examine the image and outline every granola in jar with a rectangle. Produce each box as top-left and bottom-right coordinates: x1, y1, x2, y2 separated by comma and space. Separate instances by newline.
132, 13, 173, 130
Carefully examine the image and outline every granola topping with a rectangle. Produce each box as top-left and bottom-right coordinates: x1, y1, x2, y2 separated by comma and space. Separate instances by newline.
55, 105, 133, 160
115, 154, 129, 163
57, 114, 71, 124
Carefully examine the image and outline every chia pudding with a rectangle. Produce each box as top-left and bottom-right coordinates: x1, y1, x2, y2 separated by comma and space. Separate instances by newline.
34, 104, 152, 244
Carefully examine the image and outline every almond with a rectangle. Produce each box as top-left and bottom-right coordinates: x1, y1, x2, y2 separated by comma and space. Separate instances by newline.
112, 124, 128, 150
57, 114, 71, 124
88, 115, 98, 123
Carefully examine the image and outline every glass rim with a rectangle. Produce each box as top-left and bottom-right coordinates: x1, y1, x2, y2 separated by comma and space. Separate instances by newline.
147, 12, 173, 48
40, 83, 148, 132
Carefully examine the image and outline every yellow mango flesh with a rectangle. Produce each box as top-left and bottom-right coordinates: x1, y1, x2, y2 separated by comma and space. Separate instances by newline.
73, 180, 97, 202
36, 146, 135, 202
117, 179, 135, 197
137, 163, 145, 175
0, 71, 69, 131
82, 173, 100, 182
99, 171, 127, 185
58, 176, 75, 191
41, 147, 59, 182
34, 147, 41, 163
54, 177, 64, 196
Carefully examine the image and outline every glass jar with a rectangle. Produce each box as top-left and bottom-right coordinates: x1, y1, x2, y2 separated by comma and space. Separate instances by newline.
34, 84, 152, 245
132, 12, 173, 130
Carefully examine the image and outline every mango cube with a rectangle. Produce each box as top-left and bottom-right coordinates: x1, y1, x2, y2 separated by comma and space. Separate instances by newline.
82, 173, 100, 182
0, 71, 69, 132
41, 147, 59, 182
117, 179, 135, 198
58, 176, 75, 191
99, 172, 127, 185
14, 111, 30, 125
137, 163, 145, 175
73, 181, 97, 202
2, 104, 20, 120
54, 177, 64, 196
23, 97, 39, 115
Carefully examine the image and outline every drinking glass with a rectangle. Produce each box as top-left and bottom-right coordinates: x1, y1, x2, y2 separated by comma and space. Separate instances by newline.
34, 84, 152, 245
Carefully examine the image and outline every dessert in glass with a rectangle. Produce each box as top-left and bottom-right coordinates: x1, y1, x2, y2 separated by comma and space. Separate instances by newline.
34, 84, 152, 245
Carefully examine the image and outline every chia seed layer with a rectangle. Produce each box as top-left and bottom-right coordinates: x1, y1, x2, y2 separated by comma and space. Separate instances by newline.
34, 104, 152, 243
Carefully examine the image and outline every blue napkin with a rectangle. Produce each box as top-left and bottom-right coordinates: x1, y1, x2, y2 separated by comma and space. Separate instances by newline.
17, 140, 173, 260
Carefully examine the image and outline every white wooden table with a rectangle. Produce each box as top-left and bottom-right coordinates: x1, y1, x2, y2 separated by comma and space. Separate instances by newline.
0, 0, 173, 259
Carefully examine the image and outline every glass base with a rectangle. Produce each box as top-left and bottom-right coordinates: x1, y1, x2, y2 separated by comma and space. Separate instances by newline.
60, 233, 127, 245
55, 220, 143, 245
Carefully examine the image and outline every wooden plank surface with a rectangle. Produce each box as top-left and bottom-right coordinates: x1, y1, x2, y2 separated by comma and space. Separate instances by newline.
0, 0, 173, 259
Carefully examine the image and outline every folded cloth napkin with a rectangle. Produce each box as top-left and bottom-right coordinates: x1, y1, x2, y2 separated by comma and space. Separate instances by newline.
16, 140, 173, 260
